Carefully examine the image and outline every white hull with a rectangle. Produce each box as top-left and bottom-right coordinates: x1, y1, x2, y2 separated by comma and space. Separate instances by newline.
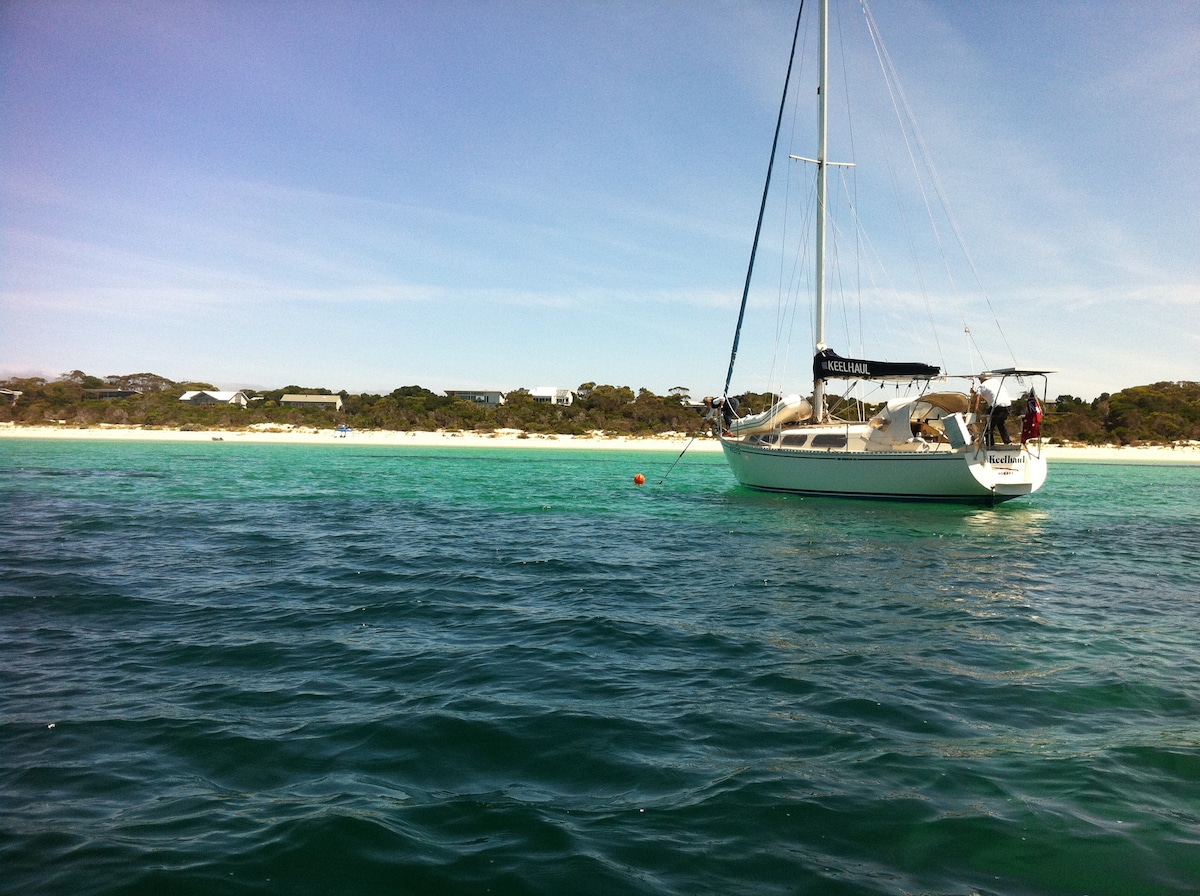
720, 437, 1047, 503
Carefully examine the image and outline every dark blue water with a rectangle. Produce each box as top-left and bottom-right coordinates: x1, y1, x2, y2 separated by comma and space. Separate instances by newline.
3, 439, 1199, 895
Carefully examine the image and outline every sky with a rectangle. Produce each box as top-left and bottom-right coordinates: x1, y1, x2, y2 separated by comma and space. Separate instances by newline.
2, 0, 1197, 401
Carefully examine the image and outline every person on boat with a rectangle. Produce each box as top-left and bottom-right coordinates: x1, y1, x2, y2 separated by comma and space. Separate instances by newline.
973, 374, 1014, 446
703, 395, 739, 436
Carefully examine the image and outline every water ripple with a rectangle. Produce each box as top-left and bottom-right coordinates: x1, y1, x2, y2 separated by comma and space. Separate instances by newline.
3, 444, 1199, 894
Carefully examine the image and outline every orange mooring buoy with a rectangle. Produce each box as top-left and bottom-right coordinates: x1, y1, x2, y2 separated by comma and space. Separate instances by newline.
634, 473, 646, 486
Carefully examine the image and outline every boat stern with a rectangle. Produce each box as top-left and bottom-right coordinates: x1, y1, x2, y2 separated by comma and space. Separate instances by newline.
972, 445, 1048, 499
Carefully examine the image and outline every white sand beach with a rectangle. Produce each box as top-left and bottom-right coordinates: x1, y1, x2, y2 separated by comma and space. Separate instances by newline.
3, 423, 1199, 463
0, 423, 716, 451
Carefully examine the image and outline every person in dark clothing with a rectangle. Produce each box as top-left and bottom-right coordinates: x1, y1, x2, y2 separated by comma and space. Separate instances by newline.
702, 395, 739, 435
973, 375, 1014, 446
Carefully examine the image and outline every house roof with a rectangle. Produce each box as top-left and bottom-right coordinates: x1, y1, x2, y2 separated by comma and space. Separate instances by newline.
280, 394, 341, 403
84, 388, 142, 398
180, 390, 245, 402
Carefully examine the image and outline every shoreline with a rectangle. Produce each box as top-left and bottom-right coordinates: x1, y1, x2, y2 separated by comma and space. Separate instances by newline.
2, 424, 1199, 463
0, 423, 722, 452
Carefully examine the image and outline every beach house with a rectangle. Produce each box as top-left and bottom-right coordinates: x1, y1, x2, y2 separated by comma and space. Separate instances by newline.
446, 390, 506, 406
530, 387, 575, 406
83, 389, 142, 400
280, 394, 343, 411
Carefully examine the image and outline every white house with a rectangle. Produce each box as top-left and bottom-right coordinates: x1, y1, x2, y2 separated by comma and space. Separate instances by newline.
179, 390, 249, 408
530, 387, 575, 406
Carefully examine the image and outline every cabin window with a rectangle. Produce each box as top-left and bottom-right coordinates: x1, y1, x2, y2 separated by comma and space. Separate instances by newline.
811, 434, 848, 448
781, 434, 808, 447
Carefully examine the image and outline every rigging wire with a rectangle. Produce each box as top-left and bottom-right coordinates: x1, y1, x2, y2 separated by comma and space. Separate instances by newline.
832, 1, 867, 361
859, 0, 1017, 368
823, 1, 945, 384
723, 0, 806, 398
737, 0, 1024, 408
768, 18, 813, 406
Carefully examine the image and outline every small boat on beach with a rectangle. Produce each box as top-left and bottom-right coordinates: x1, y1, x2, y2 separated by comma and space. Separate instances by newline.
715, 0, 1053, 503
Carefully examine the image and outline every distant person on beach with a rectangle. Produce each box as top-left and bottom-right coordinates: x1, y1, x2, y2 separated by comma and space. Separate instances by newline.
973, 374, 1014, 446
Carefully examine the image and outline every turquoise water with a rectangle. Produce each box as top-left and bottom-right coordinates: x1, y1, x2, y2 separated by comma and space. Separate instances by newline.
2, 438, 1199, 895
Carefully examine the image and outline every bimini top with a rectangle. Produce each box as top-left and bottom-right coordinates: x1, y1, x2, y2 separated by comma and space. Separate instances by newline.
813, 348, 939, 382
977, 367, 1059, 378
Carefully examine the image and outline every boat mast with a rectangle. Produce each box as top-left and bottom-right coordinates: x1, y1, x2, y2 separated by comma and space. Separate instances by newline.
812, 0, 829, 422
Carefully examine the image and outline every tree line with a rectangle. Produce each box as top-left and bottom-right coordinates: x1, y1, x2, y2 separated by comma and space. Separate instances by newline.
0, 372, 706, 436
2, 371, 1198, 444
1047, 382, 1200, 445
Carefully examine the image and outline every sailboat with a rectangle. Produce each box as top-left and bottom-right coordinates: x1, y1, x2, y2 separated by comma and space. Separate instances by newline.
717, 0, 1052, 504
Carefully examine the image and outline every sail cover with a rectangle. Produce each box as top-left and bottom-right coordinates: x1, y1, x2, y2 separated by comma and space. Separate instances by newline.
813, 348, 939, 382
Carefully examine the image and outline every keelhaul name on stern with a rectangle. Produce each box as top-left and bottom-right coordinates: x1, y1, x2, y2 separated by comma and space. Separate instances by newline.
989, 453, 1024, 464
